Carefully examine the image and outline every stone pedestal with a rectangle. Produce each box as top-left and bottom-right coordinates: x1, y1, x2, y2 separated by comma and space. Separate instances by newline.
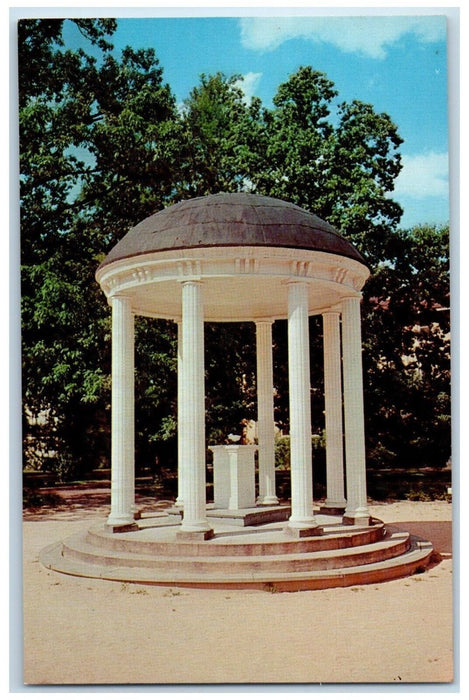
104, 521, 139, 534
176, 528, 215, 541
284, 523, 323, 538
342, 514, 372, 526
209, 445, 257, 510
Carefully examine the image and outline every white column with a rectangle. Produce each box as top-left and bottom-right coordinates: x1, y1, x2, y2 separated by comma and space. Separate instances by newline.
178, 280, 213, 539
287, 282, 319, 532
342, 295, 370, 524
323, 312, 346, 510
174, 320, 185, 509
256, 320, 279, 505
107, 294, 137, 530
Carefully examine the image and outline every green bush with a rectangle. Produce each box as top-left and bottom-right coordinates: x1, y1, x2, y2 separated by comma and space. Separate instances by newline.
275, 435, 291, 470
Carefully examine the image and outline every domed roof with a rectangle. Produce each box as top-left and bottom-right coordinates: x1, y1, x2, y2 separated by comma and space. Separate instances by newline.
98, 192, 365, 269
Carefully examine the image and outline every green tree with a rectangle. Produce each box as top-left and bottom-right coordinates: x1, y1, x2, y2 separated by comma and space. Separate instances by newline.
252, 67, 338, 206
176, 72, 264, 197
250, 67, 403, 266
77, 46, 183, 236
20, 19, 117, 478
362, 224, 450, 467
20, 19, 182, 479
20, 20, 449, 483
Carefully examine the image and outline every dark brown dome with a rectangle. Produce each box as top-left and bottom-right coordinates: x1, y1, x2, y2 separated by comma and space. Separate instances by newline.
98, 193, 365, 269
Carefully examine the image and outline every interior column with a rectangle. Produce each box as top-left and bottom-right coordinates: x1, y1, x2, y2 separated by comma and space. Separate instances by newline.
174, 320, 185, 509
286, 282, 321, 536
106, 294, 137, 532
341, 295, 371, 525
177, 280, 214, 540
256, 320, 279, 505
322, 311, 346, 511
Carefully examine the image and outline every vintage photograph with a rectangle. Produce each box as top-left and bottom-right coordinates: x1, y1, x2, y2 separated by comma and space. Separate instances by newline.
16, 7, 454, 688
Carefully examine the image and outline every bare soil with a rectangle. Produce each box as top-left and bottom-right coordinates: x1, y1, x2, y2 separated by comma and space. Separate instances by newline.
21, 491, 454, 686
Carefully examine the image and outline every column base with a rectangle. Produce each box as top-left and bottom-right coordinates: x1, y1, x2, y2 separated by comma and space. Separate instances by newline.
256, 496, 280, 506
104, 521, 139, 533
320, 500, 347, 515
284, 523, 323, 538
320, 505, 346, 515
342, 514, 372, 526
324, 497, 347, 508
176, 527, 215, 541
166, 505, 183, 521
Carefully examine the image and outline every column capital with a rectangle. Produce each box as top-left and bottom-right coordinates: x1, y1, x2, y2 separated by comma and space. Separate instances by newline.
110, 291, 132, 301
180, 278, 203, 287
109, 293, 135, 315
286, 278, 309, 288
255, 318, 275, 326
341, 292, 363, 302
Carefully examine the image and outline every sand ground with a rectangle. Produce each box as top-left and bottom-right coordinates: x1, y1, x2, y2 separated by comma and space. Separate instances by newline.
21, 498, 454, 687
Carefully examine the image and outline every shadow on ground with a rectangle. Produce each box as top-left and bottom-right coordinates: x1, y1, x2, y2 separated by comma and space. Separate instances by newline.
386, 520, 452, 557
22, 487, 172, 521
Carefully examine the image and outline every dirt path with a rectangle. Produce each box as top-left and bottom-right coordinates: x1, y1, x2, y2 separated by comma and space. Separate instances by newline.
20, 498, 454, 687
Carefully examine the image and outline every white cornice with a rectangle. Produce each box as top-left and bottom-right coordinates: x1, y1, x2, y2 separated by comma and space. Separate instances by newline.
96, 246, 369, 301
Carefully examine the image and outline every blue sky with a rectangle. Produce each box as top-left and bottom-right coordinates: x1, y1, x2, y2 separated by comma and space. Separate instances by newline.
62, 12, 451, 230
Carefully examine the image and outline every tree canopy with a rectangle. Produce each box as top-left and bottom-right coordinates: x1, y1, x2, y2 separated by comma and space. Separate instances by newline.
19, 19, 451, 481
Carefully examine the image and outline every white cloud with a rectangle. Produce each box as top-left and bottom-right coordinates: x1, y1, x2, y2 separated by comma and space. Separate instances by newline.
240, 16, 446, 59
233, 72, 262, 103
393, 151, 449, 199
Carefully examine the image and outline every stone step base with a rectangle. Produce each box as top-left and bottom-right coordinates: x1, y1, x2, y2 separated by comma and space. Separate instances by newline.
40, 536, 434, 592
39, 515, 435, 592
86, 517, 386, 557
58, 530, 410, 574
166, 504, 290, 527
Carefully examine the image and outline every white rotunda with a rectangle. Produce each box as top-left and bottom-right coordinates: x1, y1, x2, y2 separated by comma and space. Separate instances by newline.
95, 193, 372, 538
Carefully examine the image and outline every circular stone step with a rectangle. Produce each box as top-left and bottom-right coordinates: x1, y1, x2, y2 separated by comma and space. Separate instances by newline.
59, 529, 411, 574
85, 517, 386, 557
39, 516, 435, 591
